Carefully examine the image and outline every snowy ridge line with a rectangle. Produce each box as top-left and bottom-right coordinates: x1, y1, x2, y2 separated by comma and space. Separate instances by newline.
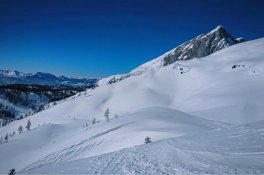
97, 25, 243, 86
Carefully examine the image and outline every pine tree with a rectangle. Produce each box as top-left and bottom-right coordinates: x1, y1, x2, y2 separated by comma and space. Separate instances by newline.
25, 119, 31, 131
104, 108, 110, 122
4, 133, 9, 142
18, 125, 23, 134
92, 118, 96, 124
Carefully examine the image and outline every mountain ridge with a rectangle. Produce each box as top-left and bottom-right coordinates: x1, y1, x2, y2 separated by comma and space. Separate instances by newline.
98, 25, 244, 86
132, 25, 244, 74
0, 69, 98, 87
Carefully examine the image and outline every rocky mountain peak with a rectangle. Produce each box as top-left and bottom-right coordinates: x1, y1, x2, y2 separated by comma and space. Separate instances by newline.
163, 25, 244, 66
99, 25, 246, 86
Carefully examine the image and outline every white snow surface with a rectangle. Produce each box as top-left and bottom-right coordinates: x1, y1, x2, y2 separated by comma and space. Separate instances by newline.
0, 38, 264, 174
22, 121, 264, 174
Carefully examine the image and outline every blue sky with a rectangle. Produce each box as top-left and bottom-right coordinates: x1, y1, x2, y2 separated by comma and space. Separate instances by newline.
0, 0, 263, 78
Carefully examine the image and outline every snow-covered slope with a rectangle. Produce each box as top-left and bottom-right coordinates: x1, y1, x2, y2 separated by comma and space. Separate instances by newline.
80, 38, 264, 124
22, 121, 264, 174
0, 29, 263, 174
0, 107, 227, 173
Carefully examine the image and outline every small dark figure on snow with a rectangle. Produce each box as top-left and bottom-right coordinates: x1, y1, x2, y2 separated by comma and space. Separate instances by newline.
8, 169, 16, 175
145, 136, 152, 144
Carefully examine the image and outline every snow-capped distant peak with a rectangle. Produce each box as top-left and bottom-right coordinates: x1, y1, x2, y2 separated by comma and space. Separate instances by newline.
0, 69, 98, 87
0, 70, 25, 77
209, 25, 224, 33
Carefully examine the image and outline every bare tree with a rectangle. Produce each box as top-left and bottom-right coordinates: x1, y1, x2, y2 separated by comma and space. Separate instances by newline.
25, 119, 31, 131
18, 125, 23, 134
104, 108, 110, 122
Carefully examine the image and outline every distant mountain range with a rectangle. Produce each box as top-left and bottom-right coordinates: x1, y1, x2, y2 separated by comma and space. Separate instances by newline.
0, 70, 98, 87
0, 70, 98, 122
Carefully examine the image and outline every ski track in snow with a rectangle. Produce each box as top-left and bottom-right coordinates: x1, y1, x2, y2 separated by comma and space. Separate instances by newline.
21, 121, 264, 174
21, 124, 127, 170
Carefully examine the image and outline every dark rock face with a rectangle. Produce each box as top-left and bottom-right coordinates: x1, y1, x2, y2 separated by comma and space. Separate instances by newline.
163, 26, 243, 66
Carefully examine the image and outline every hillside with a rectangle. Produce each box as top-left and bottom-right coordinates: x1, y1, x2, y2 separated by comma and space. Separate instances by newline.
0, 84, 92, 126
22, 121, 264, 174
0, 27, 264, 174
0, 70, 98, 126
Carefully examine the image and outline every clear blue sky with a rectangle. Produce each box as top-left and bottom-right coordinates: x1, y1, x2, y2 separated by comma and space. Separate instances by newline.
0, 0, 263, 78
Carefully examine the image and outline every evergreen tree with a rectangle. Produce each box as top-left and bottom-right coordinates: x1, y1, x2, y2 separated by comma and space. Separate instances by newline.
92, 118, 96, 124
18, 125, 23, 134
4, 133, 9, 142
104, 108, 110, 122
25, 119, 31, 131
